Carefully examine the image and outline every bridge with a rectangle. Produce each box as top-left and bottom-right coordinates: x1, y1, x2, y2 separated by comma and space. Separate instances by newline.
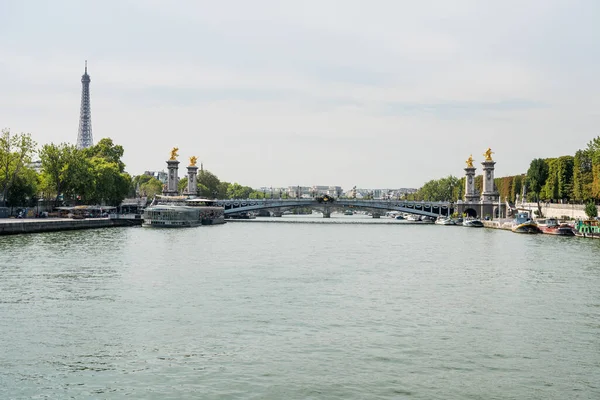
215, 198, 454, 218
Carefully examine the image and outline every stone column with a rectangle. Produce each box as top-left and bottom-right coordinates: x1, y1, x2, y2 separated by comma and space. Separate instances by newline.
186, 165, 198, 196
163, 159, 180, 196
480, 160, 499, 203
464, 166, 478, 202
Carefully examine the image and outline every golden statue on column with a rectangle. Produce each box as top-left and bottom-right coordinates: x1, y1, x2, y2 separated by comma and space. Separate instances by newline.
189, 156, 198, 166
483, 148, 494, 161
465, 155, 474, 168
169, 147, 179, 160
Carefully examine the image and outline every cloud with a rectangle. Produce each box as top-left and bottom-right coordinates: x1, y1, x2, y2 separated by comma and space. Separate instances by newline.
0, 0, 599, 188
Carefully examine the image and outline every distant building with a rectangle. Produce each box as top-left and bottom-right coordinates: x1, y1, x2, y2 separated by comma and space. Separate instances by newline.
144, 170, 168, 184
284, 185, 343, 198
28, 160, 42, 173
347, 188, 418, 199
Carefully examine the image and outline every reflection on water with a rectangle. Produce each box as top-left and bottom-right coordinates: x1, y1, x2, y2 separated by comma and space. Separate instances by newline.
1, 218, 600, 399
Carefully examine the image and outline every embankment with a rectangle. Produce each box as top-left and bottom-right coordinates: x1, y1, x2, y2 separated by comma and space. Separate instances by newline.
0, 218, 141, 235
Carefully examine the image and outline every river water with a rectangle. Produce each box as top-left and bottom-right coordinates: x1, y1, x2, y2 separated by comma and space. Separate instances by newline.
1, 215, 599, 399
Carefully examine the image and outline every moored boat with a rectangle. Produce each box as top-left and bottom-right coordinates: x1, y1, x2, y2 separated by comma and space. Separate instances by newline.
143, 196, 225, 227
573, 219, 600, 239
511, 212, 539, 234
463, 218, 484, 228
537, 218, 574, 236
435, 217, 456, 225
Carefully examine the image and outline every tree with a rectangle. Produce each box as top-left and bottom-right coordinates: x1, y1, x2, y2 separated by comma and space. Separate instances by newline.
585, 201, 598, 219
540, 158, 558, 201
6, 166, 39, 208
412, 175, 461, 202
510, 175, 523, 203
527, 158, 549, 216
588, 136, 600, 199
556, 156, 574, 201
226, 183, 254, 199
39, 143, 84, 206
87, 157, 130, 205
83, 138, 126, 172
573, 149, 593, 202
178, 177, 188, 194
197, 170, 221, 197
81, 138, 131, 205
139, 177, 163, 198
0, 129, 37, 206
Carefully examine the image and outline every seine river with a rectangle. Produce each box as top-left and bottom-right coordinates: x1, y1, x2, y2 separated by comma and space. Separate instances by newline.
1, 215, 599, 399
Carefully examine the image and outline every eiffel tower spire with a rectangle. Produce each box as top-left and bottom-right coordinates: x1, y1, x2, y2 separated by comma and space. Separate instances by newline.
76, 60, 93, 149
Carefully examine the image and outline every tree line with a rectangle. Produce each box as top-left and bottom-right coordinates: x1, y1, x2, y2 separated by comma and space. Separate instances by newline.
0, 128, 274, 209
133, 170, 277, 201
0, 129, 131, 208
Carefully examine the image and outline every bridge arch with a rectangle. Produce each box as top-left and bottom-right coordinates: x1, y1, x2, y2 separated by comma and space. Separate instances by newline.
464, 208, 477, 218
216, 199, 452, 218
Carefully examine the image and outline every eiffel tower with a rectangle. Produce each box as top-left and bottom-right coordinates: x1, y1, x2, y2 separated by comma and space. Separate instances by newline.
76, 61, 93, 149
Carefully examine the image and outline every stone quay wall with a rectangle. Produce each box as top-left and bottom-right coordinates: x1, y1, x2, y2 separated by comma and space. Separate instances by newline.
518, 203, 598, 220
0, 218, 142, 236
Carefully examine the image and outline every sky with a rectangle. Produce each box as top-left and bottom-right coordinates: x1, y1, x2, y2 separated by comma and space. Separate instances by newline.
0, 0, 599, 190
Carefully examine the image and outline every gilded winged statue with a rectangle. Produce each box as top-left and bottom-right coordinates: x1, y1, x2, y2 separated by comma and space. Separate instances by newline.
465, 155, 474, 168
483, 148, 494, 161
189, 156, 198, 166
169, 147, 179, 160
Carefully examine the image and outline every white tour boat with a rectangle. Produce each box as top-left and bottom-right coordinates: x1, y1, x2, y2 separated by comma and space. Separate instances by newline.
143, 196, 225, 228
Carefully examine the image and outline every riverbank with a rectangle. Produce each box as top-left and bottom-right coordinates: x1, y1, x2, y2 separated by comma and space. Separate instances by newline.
0, 217, 142, 235
482, 219, 513, 230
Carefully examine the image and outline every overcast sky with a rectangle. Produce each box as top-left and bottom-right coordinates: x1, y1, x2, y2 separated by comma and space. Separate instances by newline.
1, 0, 598, 189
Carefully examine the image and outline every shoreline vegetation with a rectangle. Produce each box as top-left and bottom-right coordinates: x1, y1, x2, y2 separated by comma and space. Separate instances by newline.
1, 128, 599, 217
403, 137, 600, 218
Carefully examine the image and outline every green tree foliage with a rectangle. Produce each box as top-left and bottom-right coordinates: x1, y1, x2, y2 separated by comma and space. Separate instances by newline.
411, 175, 461, 201
585, 201, 598, 219
138, 176, 163, 198
83, 139, 131, 205
0, 129, 37, 206
40, 138, 130, 206
83, 138, 126, 172
572, 149, 593, 201
226, 183, 255, 199
540, 158, 559, 200
40, 143, 84, 205
6, 166, 39, 207
217, 181, 230, 199
494, 176, 514, 201
588, 137, 600, 199
556, 156, 574, 200
197, 170, 222, 197
526, 158, 549, 199
178, 176, 188, 194
527, 158, 549, 216
540, 156, 574, 201
474, 175, 483, 194
510, 175, 523, 203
